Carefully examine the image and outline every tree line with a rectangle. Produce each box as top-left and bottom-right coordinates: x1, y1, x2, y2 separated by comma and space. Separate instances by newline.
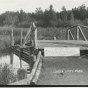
0, 4, 88, 28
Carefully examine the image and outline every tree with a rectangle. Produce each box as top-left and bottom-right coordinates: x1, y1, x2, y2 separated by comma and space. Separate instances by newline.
60, 6, 67, 20
62, 6, 66, 11
43, 5, 57, 27
70, 12, 74, 20
78, 4, 87, 20
82, 18, 88, 26
4, 12, 13, 26
49, 5, 57, 21
35, 7, 43, 20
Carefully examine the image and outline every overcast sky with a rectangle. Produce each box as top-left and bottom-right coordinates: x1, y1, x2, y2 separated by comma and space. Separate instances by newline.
0, 0, 88, 14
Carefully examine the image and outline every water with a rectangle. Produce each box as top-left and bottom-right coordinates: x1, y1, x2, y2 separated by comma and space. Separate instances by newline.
0, 54, 29, 70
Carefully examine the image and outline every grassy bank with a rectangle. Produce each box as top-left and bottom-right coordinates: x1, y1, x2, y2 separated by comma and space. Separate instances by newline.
0, 26, 88, 53
0, 63, 27, 85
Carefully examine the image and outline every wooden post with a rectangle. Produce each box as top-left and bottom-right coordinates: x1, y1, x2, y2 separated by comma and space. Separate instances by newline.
30, 59, 42, 85
33, 23, 37, 49
20, 28, 23, 46
54, 37, 56, 40
19, 29, 23, 68
33, 23, 37, 62
68, 30, 69, 40
77, 26, 79, 40
10, 26, 14, 65
29, 55, 33, 72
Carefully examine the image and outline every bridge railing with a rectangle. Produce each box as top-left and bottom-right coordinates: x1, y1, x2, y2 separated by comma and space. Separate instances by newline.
23, 23, 37, 48
67, 24, 88, 41
13, 23, 38, 71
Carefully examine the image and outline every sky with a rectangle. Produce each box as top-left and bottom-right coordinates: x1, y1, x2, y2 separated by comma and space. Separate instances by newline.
0, 0, 88, 14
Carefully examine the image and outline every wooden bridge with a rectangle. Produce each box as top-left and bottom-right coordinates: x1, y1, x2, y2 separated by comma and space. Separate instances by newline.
9, 23, 88, 85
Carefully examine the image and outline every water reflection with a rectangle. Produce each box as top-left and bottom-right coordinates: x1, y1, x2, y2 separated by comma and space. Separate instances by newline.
0, 54, 29, 69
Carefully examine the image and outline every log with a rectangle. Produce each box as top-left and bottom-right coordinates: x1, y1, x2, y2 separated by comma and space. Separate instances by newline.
30, 59, 42, 85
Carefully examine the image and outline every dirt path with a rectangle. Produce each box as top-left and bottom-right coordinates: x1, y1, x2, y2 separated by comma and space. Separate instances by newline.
37, 56, 88, 85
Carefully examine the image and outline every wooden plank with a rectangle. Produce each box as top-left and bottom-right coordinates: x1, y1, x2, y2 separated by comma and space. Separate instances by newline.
78, 26, 87, 41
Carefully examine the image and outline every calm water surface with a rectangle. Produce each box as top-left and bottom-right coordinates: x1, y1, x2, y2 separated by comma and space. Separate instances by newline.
0, 54, 29, 69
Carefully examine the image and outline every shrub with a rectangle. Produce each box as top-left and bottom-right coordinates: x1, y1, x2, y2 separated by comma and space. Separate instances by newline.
17, 68, 27, 81
0, 63, 17, 85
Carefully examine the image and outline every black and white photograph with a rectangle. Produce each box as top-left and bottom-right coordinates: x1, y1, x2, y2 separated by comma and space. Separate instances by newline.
0, 0, 88, 86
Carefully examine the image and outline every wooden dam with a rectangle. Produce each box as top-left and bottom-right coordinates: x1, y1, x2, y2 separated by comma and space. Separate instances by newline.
9, 23, 88, 85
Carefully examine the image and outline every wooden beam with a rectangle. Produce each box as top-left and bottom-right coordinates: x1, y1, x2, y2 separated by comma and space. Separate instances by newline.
23, 25, 32, 46
67, 24, 88, 30
32, 23, 37, 48
78, 24, 88, 29
77, 26, 79, 40
78, 26, 87, 41
10, 26, 14, 65
20, 28, 23, 46
19, 29, 23, 68
67, 25, 77, 30
30, 59, 42, 85
67, 30, 70, 40
19, 47, 22, 68
32, 23, 37, 62
10, 26, 14, 46
69, 30, 74, 40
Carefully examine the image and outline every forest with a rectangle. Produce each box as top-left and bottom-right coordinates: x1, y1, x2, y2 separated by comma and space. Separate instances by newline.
0, 4, 88, 28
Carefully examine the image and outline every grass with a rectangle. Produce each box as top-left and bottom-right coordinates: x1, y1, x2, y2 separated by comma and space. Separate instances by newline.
0, 63, 27, 85
0, 26, 88, 84
0, 63, 17, 85
37, 56, 88, 85
0, 27, 28, 84
0, 26, 88, 53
